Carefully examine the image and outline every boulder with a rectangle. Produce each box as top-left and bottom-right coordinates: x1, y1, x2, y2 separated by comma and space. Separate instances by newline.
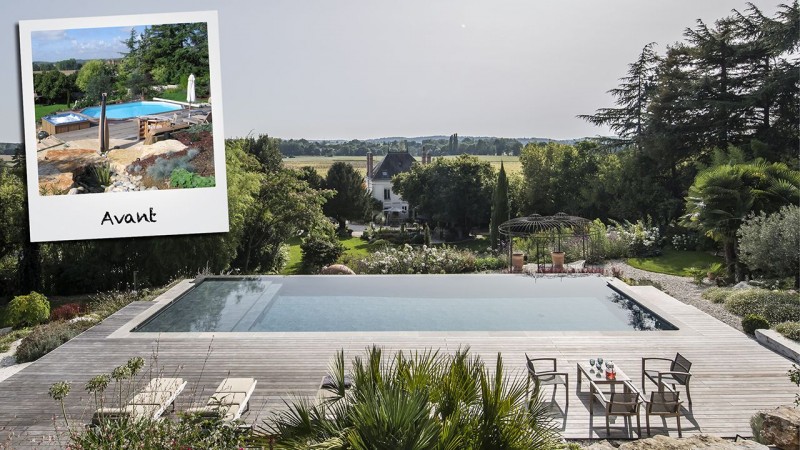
39, 172, 74, 193
585, 440, 616, 450
759, 405, 800, 450
321, 264, 355, 275
618, 435, 768, 450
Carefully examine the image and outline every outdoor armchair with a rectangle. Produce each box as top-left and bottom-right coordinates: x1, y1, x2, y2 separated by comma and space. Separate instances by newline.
644, 385, 683, 437
642, 353, 693, 406
589, 379, 641, 437
525, 354, 569, 408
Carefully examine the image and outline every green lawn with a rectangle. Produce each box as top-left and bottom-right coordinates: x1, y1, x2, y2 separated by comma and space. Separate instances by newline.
34, 103, 70, 122
158, 89, 186, 102
282, 235, 369, 275
627, 249, 723, 277
158, 89, 209, 104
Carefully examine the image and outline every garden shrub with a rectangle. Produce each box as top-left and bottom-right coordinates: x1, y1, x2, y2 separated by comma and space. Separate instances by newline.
169, 168, 216, 188
724, 289, 800, 323
738, 205, 800, 283
300, 235, 345, 274
353, 244, 477, 274
776, 322, 800, 341
476, 256, 507, 271
5, 291, 50, 328
50, 303, 83, 321
15, 321, 89, 363
89, 290, 146, 321
741, 314, 770, 335
610, 217, 662, 257
702, 287, 732, 304
145, 149, 199, 182
671, 233, 699, 251
685, 267, 706, 285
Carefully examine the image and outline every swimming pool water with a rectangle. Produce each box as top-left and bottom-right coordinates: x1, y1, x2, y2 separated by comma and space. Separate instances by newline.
134, 275, 676, 333
82, 101, 181, 119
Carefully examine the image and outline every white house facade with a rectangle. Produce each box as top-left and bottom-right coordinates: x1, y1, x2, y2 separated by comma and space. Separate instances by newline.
366, 150, 429, 224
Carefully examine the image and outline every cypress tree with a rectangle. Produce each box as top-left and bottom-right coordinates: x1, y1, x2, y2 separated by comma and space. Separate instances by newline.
489, 162, 509, 250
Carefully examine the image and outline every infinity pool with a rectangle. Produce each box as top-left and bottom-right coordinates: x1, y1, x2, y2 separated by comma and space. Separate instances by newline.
133, 275, 676, 333
82, 101, 181, 119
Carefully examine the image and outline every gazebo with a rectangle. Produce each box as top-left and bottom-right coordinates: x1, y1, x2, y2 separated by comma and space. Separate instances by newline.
498, 212, 597, 272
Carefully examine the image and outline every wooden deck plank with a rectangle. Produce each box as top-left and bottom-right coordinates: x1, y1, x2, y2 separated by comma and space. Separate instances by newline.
0, 280, 795, 448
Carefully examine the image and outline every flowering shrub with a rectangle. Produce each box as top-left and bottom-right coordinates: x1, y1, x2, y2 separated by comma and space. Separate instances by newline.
671, 233, 698, 251
352, 244, 477, 274
610, 218, 663, 257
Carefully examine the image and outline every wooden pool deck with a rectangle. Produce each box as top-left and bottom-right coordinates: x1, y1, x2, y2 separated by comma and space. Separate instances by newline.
0, 277, 795, 448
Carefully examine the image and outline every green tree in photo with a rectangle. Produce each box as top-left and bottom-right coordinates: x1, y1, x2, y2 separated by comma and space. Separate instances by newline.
683, 160, 800, 281
489, 162, 509, 250
76, 60, 116, 105
33, 70, 71, 105
324, 162, 368, 231
393, 155, 494, 239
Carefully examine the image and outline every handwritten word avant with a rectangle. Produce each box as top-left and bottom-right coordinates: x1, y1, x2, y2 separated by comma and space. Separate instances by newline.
101, 208, 157, 226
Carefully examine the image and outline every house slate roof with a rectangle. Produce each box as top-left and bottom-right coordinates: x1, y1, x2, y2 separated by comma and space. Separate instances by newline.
371, 151, 417, 180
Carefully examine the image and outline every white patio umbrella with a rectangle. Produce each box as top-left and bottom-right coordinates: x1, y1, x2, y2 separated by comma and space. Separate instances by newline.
186, 73, 196, 117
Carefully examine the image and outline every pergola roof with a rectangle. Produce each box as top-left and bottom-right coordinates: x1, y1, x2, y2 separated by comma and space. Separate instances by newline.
498, 212, 591, 237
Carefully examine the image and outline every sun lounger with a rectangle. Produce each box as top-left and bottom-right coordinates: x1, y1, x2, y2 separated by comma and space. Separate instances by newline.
92, 377, 186, 424
186, 377, 257, 421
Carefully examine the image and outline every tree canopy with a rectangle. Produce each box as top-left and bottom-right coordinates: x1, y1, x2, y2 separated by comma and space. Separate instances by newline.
323, 162, 367, 231
393, 155, 494, 239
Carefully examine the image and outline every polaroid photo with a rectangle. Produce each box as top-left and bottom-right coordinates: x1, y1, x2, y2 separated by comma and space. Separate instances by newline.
19, 11, 228, 242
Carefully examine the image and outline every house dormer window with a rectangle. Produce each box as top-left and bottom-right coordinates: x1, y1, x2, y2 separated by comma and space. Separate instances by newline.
382, 171, 388, 176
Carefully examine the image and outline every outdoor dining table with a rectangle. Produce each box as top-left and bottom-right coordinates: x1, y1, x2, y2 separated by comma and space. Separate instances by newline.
576, 361, 631, 394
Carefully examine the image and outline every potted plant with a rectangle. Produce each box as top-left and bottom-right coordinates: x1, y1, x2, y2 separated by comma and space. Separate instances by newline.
551, 250, 565, 269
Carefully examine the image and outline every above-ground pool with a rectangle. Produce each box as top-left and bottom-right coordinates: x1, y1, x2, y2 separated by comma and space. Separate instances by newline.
41, 112, 91, 135
134, 275, 677, 333
82, 101, 182, 119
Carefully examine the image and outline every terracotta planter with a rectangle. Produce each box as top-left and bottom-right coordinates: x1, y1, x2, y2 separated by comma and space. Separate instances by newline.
551, 251, 565, 269
511, 251, 525, 273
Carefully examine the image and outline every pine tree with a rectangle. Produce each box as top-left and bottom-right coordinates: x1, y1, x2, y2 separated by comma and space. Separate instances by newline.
489, 162, 509, 251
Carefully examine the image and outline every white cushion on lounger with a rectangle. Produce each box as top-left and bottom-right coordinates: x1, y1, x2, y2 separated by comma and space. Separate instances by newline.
215, 378, 256, 393
131, 391, 175, 406
142, 377, 184, 393
208, 391, 248, 406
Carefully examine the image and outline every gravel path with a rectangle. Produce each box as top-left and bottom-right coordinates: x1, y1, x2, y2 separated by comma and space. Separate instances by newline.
603, 260, 743, 332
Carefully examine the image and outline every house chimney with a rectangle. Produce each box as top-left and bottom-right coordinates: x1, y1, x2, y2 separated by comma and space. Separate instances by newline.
366, 151, 373, 179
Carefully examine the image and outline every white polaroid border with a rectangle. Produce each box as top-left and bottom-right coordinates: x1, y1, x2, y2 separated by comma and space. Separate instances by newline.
19, 11, 228, 242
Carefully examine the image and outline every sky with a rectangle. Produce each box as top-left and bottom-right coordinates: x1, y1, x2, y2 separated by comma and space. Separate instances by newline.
32, 26, 147, 62
0, 0, 783, 142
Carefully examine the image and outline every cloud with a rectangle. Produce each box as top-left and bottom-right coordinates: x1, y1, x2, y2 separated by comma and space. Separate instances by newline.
32, 30, 67, 41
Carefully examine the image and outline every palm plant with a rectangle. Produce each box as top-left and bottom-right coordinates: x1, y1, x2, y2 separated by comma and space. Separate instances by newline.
683, 160, 799, 280
258, 346, 563, 449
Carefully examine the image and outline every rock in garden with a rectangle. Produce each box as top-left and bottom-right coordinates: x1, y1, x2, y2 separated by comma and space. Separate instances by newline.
733, 281, 753, 290
618, 435, 768, 450
585, 440, 616, 450
758, 405, 800, 450
321, 264, 355, 275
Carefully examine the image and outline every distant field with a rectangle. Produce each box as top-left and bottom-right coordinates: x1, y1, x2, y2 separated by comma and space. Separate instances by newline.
283, 155, 522, 176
